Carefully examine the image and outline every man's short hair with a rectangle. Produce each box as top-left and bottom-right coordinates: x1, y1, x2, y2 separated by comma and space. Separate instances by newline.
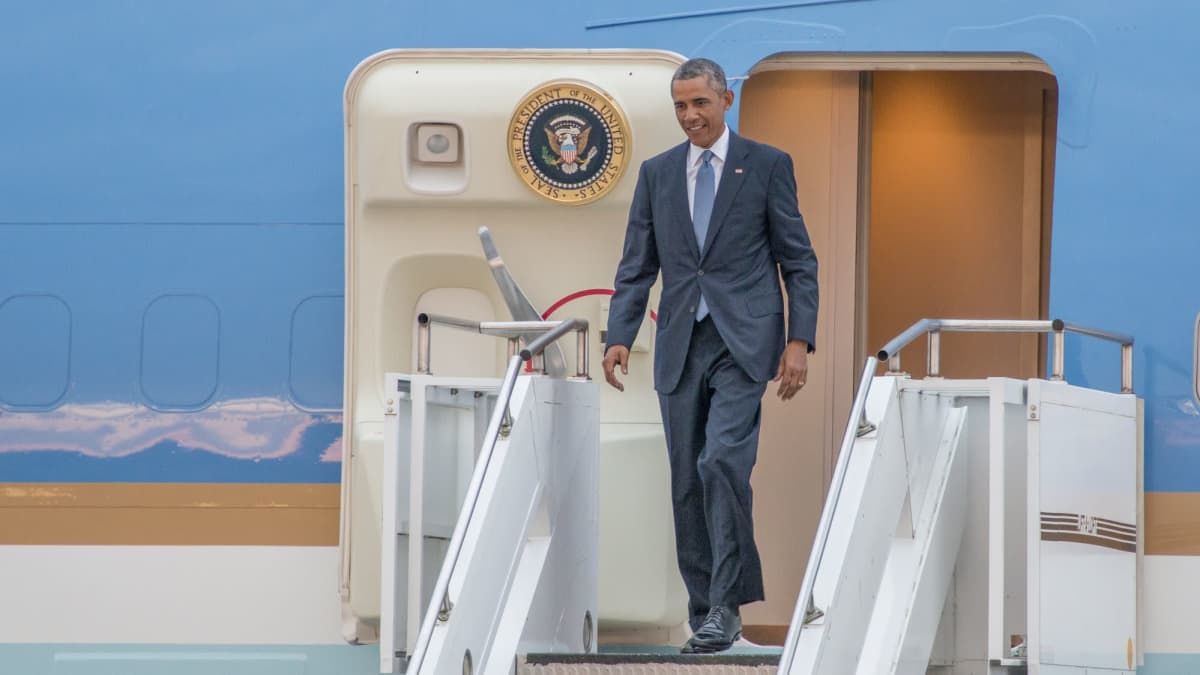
671, 58, 728, 95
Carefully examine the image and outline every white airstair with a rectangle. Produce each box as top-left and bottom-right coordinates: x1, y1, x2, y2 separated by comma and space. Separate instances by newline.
779, 320, 1141, 675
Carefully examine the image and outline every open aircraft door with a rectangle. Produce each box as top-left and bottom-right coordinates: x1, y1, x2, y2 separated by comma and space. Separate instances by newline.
338, 49, 689, 646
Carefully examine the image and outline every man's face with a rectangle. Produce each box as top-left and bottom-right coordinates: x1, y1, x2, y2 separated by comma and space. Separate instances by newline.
671, 76, 734, 149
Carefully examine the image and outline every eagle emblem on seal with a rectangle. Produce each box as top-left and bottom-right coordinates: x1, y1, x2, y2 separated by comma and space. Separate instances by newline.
541, 115, 599, 175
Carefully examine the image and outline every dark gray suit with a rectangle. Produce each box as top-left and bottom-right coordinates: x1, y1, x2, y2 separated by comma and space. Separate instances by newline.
606, 131, 818, 624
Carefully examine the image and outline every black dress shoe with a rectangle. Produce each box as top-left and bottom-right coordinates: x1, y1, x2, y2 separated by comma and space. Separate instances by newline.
681, 606, 741, 654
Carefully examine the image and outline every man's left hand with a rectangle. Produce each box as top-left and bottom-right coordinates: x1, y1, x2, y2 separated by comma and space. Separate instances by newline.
773, 340, 809, 401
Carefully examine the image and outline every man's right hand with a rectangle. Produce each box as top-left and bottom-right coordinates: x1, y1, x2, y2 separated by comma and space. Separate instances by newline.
602, 345, 631, 392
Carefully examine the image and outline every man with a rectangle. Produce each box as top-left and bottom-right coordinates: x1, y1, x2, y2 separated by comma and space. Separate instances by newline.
602, 58, 819, 654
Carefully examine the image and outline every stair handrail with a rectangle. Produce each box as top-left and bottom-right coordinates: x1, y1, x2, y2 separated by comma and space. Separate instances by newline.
778, 318, 1134, 673
405, 315, 589, 675
416, 313, 590, 378
877, 319, 1133, 393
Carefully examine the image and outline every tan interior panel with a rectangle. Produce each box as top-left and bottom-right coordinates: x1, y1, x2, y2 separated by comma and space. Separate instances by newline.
738, 69, 861, 627
868, 70, 1058, 379
735, 66, 1058, 637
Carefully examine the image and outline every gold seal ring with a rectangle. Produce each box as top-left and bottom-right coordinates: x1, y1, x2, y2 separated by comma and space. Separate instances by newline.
507, 80, 631, 206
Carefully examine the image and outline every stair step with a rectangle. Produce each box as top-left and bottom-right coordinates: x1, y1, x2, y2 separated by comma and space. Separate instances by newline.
520, 649, 780, 675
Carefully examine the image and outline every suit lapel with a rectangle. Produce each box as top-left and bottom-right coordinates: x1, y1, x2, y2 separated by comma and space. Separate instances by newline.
700, 132, 749, 261
667, 142, 700, 261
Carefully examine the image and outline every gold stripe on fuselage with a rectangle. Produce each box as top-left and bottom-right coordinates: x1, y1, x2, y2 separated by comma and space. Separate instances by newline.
0, 483, 338, 545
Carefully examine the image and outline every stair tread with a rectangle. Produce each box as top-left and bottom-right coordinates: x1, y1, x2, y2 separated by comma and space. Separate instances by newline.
524, 648, 781, 666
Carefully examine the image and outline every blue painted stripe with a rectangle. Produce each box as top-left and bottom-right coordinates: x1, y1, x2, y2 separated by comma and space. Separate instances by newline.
0, 644, 379, 675
1143, 653, 1200, 674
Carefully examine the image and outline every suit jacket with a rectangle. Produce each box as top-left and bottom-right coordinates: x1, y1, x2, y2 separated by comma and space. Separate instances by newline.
606, 131, 819, 395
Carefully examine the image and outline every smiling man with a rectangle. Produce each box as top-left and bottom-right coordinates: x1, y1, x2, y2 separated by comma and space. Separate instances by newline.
602, 58, 819, 654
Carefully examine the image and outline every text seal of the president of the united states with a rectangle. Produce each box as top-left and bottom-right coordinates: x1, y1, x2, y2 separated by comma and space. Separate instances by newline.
507, 80, 631, 206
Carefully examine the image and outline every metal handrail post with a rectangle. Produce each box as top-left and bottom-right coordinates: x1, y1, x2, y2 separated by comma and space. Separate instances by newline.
1121, 343, 1134, 394
927, 330, 942, 378
1051, 327, 1066, 381
576, 326, 590, 379
417, 316, 432, 374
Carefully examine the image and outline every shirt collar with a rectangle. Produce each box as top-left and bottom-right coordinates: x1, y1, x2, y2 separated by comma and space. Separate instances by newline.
689, 124, 730, 167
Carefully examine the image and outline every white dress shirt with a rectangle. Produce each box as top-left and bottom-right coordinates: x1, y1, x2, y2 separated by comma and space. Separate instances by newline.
686, 124, 730, 217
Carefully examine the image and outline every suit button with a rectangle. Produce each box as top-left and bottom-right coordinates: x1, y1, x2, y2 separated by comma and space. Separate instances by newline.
690, 306, 696, 313
697, 270, 705, 276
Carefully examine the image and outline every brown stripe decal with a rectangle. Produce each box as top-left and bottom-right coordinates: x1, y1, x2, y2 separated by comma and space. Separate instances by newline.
1146, 493, 1200, 555
1042, 532, 1136, 553
1040, 512, 1136, 553
0, 483, 339, 546
1043, 512, 1135, 534
1041, 522, 1136, 542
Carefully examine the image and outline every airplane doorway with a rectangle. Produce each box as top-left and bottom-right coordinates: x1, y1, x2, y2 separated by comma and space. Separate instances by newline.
735, 59, 1059, 640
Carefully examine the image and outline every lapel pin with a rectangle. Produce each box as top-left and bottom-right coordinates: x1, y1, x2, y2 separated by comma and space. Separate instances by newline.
735, 168, 744, 174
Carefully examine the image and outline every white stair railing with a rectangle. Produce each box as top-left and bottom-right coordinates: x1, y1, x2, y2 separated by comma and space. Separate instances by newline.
780, 318, 1135, 675
388, 316, 597, 675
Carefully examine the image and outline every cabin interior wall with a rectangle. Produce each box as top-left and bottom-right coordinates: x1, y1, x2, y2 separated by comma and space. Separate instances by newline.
868, 70, 1058, 380
737, 69, 861, 630
735, 65, 1057, 639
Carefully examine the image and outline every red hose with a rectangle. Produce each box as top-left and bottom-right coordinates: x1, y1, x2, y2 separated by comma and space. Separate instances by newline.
522, 288, 657, 372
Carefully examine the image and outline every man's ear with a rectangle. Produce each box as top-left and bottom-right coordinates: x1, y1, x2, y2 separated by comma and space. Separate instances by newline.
722, 88, 735, 111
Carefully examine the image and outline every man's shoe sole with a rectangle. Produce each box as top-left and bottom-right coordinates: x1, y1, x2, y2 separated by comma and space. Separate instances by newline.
681, 643, 731, 654
681, 631, 742, 654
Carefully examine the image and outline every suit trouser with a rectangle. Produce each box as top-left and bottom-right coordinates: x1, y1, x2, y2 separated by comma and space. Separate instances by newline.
658, 316, 767, 631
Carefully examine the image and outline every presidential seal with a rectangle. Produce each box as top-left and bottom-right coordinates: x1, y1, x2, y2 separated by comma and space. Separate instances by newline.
507, 80, 631, 205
